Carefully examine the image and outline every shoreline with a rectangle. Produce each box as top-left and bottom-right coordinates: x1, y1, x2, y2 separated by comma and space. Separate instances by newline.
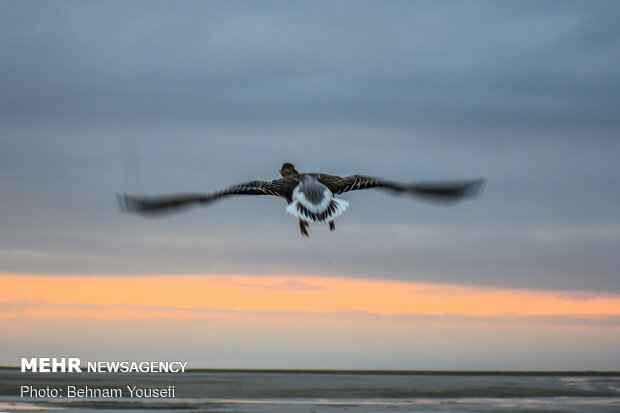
1, 366, 619, 376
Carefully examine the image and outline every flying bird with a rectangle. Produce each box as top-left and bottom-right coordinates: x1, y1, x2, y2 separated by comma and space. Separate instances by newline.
117, 163, 484, 236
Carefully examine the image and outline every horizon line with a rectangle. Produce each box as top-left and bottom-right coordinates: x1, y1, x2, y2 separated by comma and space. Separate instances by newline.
1, 366, 618, 376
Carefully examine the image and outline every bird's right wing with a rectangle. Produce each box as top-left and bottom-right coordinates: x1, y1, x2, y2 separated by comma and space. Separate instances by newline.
117, 179, 294, 216
316, 174, 484, 203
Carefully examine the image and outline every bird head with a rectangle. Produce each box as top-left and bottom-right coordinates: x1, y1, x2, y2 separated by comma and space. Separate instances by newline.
279, 163, 299, 177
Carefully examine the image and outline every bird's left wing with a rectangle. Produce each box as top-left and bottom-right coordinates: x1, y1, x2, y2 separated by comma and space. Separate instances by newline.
118, 179, 294, 216
315, 174, 484, 202
314, 174, 403, 194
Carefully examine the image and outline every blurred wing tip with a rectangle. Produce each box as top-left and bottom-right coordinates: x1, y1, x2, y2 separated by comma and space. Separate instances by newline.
465, 178, 486, 198
116, 193, 139, 213
407, 177, 486, 204
117, 193, 128, 212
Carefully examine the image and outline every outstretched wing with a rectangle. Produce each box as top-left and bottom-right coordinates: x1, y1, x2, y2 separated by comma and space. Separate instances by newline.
315, 174, 484, 202
118, 179, 294, 216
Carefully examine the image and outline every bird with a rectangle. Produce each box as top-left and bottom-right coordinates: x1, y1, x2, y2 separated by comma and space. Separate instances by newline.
117, 162, 484, 236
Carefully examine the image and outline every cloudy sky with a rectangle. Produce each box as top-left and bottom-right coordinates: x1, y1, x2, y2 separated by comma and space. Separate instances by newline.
1, 0, 619, 370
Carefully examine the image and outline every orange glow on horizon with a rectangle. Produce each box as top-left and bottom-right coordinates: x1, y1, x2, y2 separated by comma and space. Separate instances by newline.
2, 274, 620, 320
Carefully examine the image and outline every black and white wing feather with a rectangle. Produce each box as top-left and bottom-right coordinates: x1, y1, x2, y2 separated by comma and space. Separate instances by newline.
118, 179, 294, 216
316, 174, 484, 202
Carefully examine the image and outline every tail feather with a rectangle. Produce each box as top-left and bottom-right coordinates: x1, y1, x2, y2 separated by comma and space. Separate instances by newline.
286, 198, 348, 223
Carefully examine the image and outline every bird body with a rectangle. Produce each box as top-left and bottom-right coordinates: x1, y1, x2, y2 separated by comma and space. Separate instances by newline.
118, 162, 484, 236
285, 175, 349, 224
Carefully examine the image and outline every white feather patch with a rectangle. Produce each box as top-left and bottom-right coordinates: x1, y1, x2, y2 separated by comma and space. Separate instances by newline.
286, 197, 349, 224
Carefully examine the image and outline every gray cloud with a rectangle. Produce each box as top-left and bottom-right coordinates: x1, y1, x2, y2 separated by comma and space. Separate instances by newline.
1, 1, 619, 292
2, 1, 619, 127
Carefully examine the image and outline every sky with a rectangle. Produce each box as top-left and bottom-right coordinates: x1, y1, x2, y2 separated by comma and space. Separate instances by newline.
1, 0, 619, 370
